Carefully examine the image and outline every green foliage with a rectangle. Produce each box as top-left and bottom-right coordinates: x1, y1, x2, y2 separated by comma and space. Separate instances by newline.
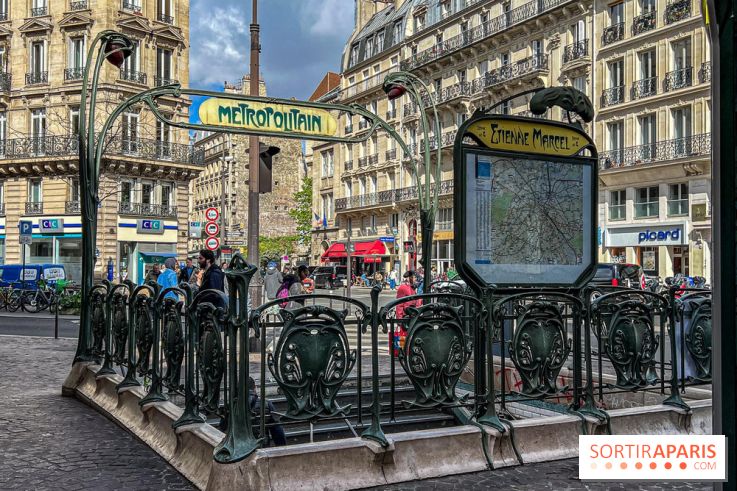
60, 291, 82, 313
288, 177, 314, 246
241, 235, 300, 266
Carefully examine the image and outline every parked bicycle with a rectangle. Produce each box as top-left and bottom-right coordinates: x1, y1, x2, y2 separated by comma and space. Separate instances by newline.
0, 282, 26, 312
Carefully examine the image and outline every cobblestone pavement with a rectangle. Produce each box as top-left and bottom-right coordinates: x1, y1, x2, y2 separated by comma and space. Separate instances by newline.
370, 459, 710, 490
0, 335, 194, 491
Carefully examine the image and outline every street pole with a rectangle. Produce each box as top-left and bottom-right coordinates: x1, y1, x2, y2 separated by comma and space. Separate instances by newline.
247, 0, 262, 302
220, 135, 228, 260
346, 233, 352, 299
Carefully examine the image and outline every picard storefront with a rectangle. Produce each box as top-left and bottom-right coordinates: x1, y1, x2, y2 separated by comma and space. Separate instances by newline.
603, 223, 691, 278
117, 218, 179, 284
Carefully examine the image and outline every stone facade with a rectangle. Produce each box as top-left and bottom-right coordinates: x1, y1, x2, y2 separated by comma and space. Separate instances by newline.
189, 76, 303, 255
0, 0, 197, 284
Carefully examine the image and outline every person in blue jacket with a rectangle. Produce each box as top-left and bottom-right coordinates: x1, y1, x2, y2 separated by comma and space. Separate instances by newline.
157, 257, 179, 300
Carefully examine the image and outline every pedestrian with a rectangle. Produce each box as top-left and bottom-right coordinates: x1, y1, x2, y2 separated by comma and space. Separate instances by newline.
144, 263, 160, 284
447, 264, 458, 281
388, 269, 397, 290
276, 273, 305, 310
179, 258, 195, 283
263, 261, 283, 301
296, 264, 313, 293
393, 270, 421, 356
221, 261, 228, 270
248, 377, 286, 446
157, 257, 179, 300
198, 249, 225, 292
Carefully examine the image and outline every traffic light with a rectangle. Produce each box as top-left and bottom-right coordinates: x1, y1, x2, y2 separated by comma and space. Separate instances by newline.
258, 143, 280, 193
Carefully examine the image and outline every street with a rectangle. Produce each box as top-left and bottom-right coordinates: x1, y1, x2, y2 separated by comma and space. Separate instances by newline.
0, 312, 79, 338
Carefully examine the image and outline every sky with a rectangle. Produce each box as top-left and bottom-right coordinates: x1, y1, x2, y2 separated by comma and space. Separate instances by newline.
188, 0, 355, 123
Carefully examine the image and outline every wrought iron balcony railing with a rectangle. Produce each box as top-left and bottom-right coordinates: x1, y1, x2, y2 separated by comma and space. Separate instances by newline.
122, 0, 142, 13
403, 103, 418, 117
438, 81, 472, 103
25, 202, 43, 215
31, 6, 48, 16
385, 148, 397, 161
599, 133, 711, 169
601, 86, 625, 107
423, 131, 458, 151
345, 124, 353, 134
386, 109, 397, 120
341, 65, 399, 99
664, 67, 693, 91
631, 77, 657, 99
632, 10, 656, 35
358, 156, 368, 168
335, 180, 455, 211
25, 72, 48, 85
401, 0, 566, 71
368, 154, 379, 166
0, 134, 204, 165
65, 201, 81, 214
64, 67, 85, 81
0, 73, 11, 92
665, 0, 690, 24
602, 22, 624, 46
157, 13, 174, 24
119, 69, 147, 84
344, 160, 353, 171
563, 39, 588, 63
155, 76, 178, 87
119, 201, 178, 218
70, 0, 88, 10
470, 55, 549, 95
699, 61, 712, 83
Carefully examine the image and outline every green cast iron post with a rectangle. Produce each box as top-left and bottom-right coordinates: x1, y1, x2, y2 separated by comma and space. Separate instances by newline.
361, 285, 388, 446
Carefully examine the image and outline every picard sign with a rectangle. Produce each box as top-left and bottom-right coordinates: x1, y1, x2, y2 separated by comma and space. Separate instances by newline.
467, 118, 587, 157
199, 98, 339, 138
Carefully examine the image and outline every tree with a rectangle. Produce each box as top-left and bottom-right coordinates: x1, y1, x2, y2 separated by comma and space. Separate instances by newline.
289, 177, 314, 247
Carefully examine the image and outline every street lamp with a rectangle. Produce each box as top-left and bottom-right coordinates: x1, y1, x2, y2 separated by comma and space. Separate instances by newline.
383, 72, 442, 290
74, 31, 134, 363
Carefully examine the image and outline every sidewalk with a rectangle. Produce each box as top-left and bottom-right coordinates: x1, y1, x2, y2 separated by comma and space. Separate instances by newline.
0, 336, 193, 491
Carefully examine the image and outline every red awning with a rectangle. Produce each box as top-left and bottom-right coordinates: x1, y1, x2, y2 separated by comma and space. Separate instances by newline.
321, 240, 388, 261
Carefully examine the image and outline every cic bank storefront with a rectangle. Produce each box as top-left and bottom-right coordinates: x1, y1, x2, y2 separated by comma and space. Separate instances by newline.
601, 222, 711, 282
117, 217, 179, 284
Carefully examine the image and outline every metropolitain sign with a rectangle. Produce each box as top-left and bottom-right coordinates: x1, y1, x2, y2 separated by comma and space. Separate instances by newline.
199, 98, 339, 138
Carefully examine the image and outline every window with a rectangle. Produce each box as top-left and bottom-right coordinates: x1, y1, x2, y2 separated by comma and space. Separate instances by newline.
30, 41, 46, 75
0, 112, 6, 155
440, 0, 451, 18
0, 180, 4, 206
414, 13, 425, 31
609, 190, 626, 220
370, 100, 378, 115
156, 120, 171, 158
435, 33, 443, 46
457, 69, 466, 83
161, 182, 173, 209
141, 181, 154, 207
120, 181, 133, 205
478, 59, 488, 75
532, 39, 543, 59
350, 44, 359, 66
123, 40, 140, 74
635, 186, 659, 218
457, 112, 467, 127
122, 112, 139, 153
671, 38, 692, 71
639, 49, 656, 79
70, 107, 80, 136
641, 0, 656, 14
321, 150, 334, 177
365, 36, 374, 59
388, 172, 396, 190
70, 178, 80, 203
0, 0, 8, 20
434, 77, 442, 95
375, 32, 384, 53
501, 52, 510, 66
157, 48, 173, 83
158, 0, 174, 22
609, 2, 623, 25
668, 183, 688, 216
390, 55, 398, 66
28, 178, 42, 203
481, 12, 488, 24
672, 106, 692, 155
345, 181, 352, 198
69, 37, 85, 70
370, 174, 377, 193
573, 19, 586, 43
608, 120, 624, 164
393, 20, 403, 44
390, 213, 399, 229
609, 59, 624, 88
346, 144, 353, 162
639, 114, 656, 160
31, 109, 46, 154
573, 76, 587, 94
436, 207, 453, 230
321, 194, 334, 220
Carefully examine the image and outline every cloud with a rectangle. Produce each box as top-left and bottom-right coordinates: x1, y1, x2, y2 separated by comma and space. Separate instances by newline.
298, 0, 354, 36
189, 4, 249, 88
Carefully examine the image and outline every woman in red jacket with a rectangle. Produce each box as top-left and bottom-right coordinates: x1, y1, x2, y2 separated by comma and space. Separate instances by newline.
392, 270, 421, 355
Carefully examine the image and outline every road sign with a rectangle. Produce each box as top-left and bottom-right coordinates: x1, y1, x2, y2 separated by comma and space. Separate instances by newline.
205, 222, 220, 236
205, 236, 220, 251
19, 220, 32, 245
19, 235, 32, 245
205, 207, 220, 222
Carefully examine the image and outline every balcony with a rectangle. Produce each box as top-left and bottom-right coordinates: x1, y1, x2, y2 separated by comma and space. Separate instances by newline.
119, 202, 178, 218
403, 103, 418, 117
601, 86, 625, 107
25, 72, 48, 86
470, 55, 549, 95
632, 10, 656, 35
0, 73, 11, 92
699, 61, 711, 83
344, 160, 353, 171
631, 77, 657, 99
401, 0, 567, 71
65, 201, 81, 214
335, 180, 455, 212
120, 69, 147, 84
157, 13, 174, 24
25, 202, 43, 215
64, 67, 85, 81
562, 39, 588, 63
70, 0, 88, 10
31, 6, 48, 16
665, 0, 691, 24
122, 0, 142, 13
341, 65, 399, 99
599, 133, 711, 169
602, 23, 624, 46
663, 67, 693, 91
368, 154, 379, 166
423, 131, 458, 151
438, 81, 472, 104
345, 124, 353, 134
155, 76, 178, 87
358, 156, 368, 168
385, 148, 397, 161
0, 135, 204, 165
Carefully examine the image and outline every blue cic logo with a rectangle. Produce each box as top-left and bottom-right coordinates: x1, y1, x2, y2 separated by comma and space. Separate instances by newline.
137, 219, 164, 234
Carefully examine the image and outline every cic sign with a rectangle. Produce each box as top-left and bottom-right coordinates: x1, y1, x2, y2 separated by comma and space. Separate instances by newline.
40, 218, 64, 233
137, 219, 165, 234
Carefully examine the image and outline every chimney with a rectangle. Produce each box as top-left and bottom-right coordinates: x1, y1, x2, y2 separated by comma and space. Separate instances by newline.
355, 0, 379, 31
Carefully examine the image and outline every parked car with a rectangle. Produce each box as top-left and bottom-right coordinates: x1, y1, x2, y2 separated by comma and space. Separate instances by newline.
589, 263, 645, 289
312, 265, 348, 289
0, 264, 66, 289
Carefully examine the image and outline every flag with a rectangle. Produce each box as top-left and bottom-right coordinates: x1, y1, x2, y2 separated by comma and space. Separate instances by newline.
322, 214, 328, 229
313, 211, 321, 228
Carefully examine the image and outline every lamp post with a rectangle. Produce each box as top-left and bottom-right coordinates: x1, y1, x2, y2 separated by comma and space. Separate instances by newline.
74, 30, 134, 363
382, 72, 442, 290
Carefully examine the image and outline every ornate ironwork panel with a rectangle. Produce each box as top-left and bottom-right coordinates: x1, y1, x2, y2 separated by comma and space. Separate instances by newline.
664, 67, 693, 91
134, 295, 155, 376
699, 62, 712, 83
599, 133, 710, 170
111, 292, 129, 364
665, 0, 690, 23
632, 10, 656, 35
563, 40, 588, 63
162, 298, 185, 390
268, 306, 356, 419
631, 77, 657, 99
601, 86, 625, 107
195, 300, 227, 413
684, 300, 712, 381
397, 303, 472, 408
602, 23, 624, 45
508, 302, 572, 396
90, 290, 106, 359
